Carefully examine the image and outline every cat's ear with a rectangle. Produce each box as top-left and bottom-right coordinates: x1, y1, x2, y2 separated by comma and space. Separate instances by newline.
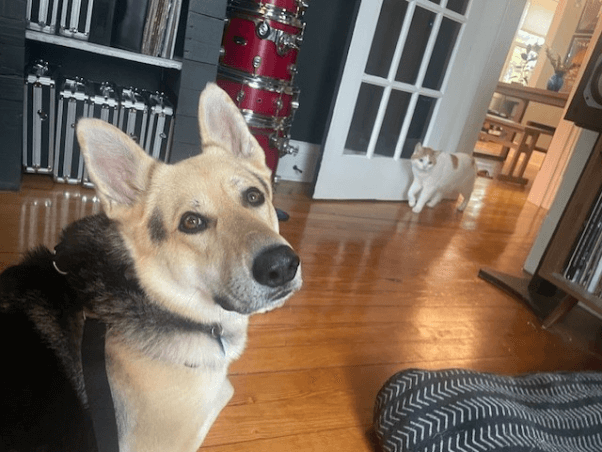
414, 142, 423, 153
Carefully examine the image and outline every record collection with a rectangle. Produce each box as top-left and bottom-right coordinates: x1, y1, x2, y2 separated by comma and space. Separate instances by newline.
563, 187, 602, 296
26, 0, 184, 58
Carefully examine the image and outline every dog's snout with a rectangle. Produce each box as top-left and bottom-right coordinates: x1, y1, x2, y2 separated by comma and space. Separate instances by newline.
252, 245, 300, 288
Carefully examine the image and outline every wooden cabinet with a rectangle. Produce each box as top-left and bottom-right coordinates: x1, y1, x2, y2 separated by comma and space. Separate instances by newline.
0, 0, 227, 190
480, 135, 602, 327
534, 135, 602, 326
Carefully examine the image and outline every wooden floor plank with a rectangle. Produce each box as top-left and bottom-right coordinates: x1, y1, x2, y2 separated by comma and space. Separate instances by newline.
1, 153, 601, 452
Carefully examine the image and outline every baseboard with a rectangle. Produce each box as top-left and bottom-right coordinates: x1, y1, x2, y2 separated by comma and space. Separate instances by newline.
275, 140, 321, 183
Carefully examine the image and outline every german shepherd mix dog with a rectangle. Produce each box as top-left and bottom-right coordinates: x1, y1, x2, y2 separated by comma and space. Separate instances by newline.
0, 84, 302, 451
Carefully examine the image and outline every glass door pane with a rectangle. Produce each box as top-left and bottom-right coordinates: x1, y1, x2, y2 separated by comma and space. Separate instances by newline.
345, 0, 469, 160
374, 90, 412, 157
345, 83, 384, 155
446, 0, 469, 15
395, 6, 436, 84
401, 95, 437, 158
423, 16, 462, 90
365, 0, 408, 78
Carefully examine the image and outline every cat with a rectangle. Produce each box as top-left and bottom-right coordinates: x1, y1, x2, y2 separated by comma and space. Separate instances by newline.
408, 142, 477, 214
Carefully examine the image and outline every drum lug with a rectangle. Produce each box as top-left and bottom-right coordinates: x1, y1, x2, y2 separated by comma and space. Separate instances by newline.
255, 20, 300, 56
282, 140, 299, 157
277, 32, 299, 55
270, 134, 298, 157
252, 56, 262, 73
296, 0, 310, 14
236, 89, 245, 104
256, 20, 271, 39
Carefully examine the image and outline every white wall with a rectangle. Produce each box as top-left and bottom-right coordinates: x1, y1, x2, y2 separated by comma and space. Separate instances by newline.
525, 21, 602, 273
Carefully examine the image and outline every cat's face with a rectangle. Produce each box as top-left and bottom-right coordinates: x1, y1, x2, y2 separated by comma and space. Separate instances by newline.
411, 144, 437, 171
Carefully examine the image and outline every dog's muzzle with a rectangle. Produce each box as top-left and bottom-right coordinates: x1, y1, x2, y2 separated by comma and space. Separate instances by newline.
213, 244, 300, 314
252, 245, 300, 288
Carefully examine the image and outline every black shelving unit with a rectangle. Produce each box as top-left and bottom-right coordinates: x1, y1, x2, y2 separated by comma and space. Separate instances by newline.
0, 0, 228, 190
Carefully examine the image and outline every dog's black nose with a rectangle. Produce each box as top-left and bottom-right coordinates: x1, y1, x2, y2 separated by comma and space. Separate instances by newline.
253, 245, 300, 288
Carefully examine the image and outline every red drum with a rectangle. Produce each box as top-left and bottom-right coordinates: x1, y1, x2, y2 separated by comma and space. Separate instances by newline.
221, 9, 304, 83
231, 0, 308, 17
217, 67, 299, 119
244, 114, 295, 174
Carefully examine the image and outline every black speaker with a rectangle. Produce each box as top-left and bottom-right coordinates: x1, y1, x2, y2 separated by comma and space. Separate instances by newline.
566, 34, 602, 132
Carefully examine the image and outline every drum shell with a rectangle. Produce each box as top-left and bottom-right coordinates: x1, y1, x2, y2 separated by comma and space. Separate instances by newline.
220, 14, 302, 82
236, 0, 307, 17
249, 125, 284, 174
246, 115, 292, 174
216, 71, 299, 119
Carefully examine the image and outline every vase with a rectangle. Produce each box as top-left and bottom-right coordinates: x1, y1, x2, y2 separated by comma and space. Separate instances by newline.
547, 71, 564, 92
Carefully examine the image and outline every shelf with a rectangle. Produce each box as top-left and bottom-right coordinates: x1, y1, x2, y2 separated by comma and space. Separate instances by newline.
541, 271, 602, 315
25, 30, 183, 70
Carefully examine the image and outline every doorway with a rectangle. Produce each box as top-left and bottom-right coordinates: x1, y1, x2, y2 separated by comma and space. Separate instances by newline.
313, 0, 527, 200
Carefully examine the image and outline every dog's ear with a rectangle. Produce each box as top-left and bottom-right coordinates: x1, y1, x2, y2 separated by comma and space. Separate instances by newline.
197, 83, 265, 165
77, 118, 156, 213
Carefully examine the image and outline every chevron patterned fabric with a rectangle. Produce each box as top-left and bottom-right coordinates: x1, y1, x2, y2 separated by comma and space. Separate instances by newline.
373, 369, 602, 452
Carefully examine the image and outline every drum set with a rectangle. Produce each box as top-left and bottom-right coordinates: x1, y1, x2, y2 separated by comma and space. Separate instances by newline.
218, 0, 309, 176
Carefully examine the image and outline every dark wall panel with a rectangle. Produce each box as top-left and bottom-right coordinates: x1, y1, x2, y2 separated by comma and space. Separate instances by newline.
291, 0, 360, 145
170, 2, 225, 163
171, 57, 217, 162
0, 1, 25, 190
0, 77, 23, 191
183, 12, 224, 64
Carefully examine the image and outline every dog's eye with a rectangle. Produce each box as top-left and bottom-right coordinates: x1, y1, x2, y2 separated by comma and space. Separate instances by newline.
179, 212, 208, 233
244, 187, 265, 207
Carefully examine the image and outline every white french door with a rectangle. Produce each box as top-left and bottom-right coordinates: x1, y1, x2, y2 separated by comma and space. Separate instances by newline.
313, 0, 526, 200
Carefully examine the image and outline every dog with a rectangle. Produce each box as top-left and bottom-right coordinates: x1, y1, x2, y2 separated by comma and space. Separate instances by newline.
0, 83, 302, 452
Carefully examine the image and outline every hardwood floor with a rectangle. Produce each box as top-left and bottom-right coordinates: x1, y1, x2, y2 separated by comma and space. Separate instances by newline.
2, 159, 602, 451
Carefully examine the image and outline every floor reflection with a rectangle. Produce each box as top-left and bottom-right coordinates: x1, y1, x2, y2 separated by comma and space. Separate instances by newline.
17, 189, 101, 252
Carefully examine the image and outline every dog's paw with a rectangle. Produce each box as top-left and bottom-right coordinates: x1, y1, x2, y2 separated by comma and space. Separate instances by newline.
412, 206, 422, 214
408, 199, 416, 208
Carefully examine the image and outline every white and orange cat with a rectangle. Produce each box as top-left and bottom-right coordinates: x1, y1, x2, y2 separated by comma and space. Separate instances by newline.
408, 142, 476, 214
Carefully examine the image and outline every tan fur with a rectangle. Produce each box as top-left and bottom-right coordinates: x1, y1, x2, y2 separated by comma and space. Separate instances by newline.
76, 83, 302, 451
450, 154, 458, 169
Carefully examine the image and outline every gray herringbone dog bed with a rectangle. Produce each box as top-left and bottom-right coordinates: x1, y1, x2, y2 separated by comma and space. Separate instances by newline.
374, 369, 602, 452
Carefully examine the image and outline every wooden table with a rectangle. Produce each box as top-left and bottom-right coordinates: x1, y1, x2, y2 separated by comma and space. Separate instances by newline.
494, 82, 569, 122
478, 82, 570, 168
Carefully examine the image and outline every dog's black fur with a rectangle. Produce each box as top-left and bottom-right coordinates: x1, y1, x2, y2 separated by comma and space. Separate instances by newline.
0, 213, 244, 451
1, 248, 95, 451
0, 214, 137, 451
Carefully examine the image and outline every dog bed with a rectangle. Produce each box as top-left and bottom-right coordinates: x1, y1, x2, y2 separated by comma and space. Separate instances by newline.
373, 369, 602, 452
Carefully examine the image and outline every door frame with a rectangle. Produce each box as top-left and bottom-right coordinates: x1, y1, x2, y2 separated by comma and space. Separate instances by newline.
312, 0, 528, 200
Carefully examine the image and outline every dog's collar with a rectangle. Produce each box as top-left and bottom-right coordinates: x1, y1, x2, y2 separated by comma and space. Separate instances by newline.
51, 249, 69, 275
209, 323, 226, 355
186, 323, 225, 366
52, 248, 226, 361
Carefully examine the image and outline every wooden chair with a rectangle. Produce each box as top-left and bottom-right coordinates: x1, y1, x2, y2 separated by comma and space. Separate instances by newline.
476, 114, 525, 163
